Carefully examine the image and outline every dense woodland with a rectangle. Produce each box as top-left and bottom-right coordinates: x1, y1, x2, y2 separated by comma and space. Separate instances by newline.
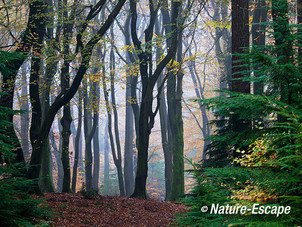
0, 0, 301, 226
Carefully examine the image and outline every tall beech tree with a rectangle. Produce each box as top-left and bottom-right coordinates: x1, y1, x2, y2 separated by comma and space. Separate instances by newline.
83, 76, 98, 190
72, 88, 83, 192
26, 0, 126, 193
167, 30, 185, 201
123, 12, 136, 197
129, 0, 190, 198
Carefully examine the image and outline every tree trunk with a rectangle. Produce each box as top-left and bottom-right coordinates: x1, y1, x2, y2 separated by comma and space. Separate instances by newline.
20, 63, 30, 164
102, 36, 126, 196
39, 137, 54, 192
72, 89, 83, 192
124, 12, 137, 197
0, 0, 47, 164
231, 0, 251, 151
231, 0, 250, 93
83, 79, 93, 190
103, 120, 110, 192
252, 0, 267, 94
155, 16, 172, 200
124, 69, 135, 196
167, 26, 184, 201
92, 84, 100, 189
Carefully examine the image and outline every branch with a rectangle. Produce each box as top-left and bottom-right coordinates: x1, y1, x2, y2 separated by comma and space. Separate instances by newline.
39, 0, 127, 140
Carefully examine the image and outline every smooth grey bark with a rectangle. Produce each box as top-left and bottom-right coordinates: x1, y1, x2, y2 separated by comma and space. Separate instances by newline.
211, 0, 232, 91
124, 13, 135, 197
103, 119, 110, 190
72, 89, 83, 192
19, 63, 30, 164
49, 126, 63, 192
83, 77, 98, 190
124, 67, 135, 197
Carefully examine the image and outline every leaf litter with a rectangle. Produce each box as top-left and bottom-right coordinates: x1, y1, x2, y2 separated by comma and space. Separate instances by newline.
38, 193, 189, 226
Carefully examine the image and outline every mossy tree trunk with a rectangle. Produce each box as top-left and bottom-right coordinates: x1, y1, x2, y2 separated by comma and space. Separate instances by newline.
167, 29, 184, 201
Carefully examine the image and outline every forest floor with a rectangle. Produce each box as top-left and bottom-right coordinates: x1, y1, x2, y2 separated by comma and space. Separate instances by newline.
38, 193, 189, 226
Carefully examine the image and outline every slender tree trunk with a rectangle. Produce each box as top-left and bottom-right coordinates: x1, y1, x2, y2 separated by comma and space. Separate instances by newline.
72, 89, 83, 192
103, 120, 110, 192
185, 43, 210, 159
252, 0, 267, 94
92, 84, 100, 189
102, 36, 126, 196
167, 26, 184, 201
124, 12, 137, 196
83, 79, 93, 190
155, 16, 172, 200
124, 69, 135, 196
20, 63, 30, 164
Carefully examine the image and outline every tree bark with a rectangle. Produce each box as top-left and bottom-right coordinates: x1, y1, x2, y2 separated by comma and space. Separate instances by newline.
252, 0, 267, 94
92, 83, 100, 189
230, 0, 251, 149
167, 22, 184, 201
20, 63, 30, 164
72, 88, 83, 192
103, 119, 110, 193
